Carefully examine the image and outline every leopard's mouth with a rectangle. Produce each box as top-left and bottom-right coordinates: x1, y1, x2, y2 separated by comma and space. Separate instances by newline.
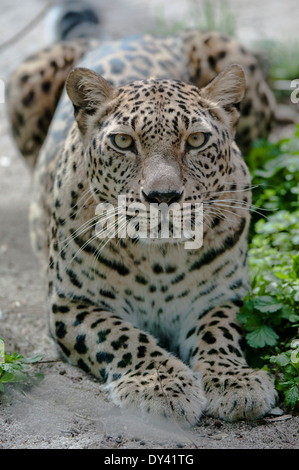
124, 206, 203, 249
94, 199, 203, 249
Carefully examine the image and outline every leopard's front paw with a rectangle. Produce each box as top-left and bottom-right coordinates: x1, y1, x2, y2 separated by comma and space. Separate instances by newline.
204, 367, 277, 422
106, 361, 207, 427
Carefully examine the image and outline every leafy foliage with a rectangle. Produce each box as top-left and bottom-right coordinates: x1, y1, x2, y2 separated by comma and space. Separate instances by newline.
268, 341, 299, 409
238, 127, 299, 409
248, 127, 299, 215
0, 341, 44, 394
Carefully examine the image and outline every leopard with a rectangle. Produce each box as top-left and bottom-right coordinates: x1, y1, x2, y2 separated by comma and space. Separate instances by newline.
6, 18, 278, 426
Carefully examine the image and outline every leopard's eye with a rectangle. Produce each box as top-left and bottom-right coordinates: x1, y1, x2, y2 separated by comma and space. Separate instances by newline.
186, 132, 207, 149
111, 134, 134, 150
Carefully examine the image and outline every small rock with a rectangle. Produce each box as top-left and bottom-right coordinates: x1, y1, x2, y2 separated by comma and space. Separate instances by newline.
214, 420, 223, 428
267, 407, 284, 416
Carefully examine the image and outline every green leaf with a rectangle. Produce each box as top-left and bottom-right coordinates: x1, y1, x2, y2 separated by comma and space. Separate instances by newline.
0, 371, 16, 383
284, 382, 299, 408
281, 305, 299, 322
246, 325, 279, 348
291, 348, 299, 364
33, 372, 44, 384
4, 352, 24, 364
11, 369, 29, 383
269, 352, 290, 367
0, 346, 44, 394
237, 301, 261, 329
253, 296, 283, 313
292, 255, 299, 277
22, 354, 44, 364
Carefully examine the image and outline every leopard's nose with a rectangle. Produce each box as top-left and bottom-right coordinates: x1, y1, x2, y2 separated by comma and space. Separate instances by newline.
142, 189, 184, 205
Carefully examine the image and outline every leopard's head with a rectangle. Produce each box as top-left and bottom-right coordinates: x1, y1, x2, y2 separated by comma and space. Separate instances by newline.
67, 64, 248, 246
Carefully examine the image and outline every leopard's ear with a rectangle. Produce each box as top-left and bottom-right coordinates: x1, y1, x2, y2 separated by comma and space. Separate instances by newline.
66, 68, 116, 135
67, 67, 115, 110
201, 64, 246, 128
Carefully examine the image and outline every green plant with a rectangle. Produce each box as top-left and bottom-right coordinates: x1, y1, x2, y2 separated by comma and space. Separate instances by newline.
0, 339, 44, 393
238, 295, 298, 350
247, 127, 299, 212
268, 340, 299, 409
238, 126, 299, 410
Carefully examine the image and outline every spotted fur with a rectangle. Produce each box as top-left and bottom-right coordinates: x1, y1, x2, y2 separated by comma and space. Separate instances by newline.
6, 30, 277, 425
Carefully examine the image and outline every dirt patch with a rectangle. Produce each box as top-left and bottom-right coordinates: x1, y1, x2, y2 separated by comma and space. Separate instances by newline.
0, 0, 298, 450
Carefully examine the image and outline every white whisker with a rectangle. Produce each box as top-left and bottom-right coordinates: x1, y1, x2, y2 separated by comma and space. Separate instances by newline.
203, 208, 240, 225
89, 216, 127, 275
206, 201, 272, 219
64, 211, 121, 273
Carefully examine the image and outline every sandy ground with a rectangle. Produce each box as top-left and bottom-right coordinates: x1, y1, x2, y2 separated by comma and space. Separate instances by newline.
0, 0, 298, 450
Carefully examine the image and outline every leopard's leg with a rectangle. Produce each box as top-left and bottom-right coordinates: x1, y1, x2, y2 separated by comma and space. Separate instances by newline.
181, 303, 277, 422
49, 302, 207, 426
5, 39, 90, 169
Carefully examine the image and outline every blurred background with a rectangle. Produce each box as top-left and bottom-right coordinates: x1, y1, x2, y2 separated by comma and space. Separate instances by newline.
1, 0, 299, 110
0, 0, 299, 72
